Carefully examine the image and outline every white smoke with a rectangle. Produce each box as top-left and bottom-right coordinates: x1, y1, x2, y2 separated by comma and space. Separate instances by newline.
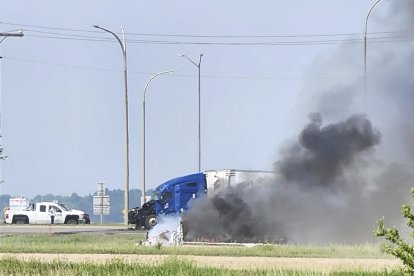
144, 215, 183, 246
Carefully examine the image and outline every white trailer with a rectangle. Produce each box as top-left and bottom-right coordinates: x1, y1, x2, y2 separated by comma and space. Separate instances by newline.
205, 169, 275, 191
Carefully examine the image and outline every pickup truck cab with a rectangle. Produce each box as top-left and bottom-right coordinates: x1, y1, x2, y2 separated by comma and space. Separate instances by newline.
4, 201, 90, 225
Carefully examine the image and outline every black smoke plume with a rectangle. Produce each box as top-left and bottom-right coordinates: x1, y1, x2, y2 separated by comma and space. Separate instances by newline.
183, 114, 382, 243
276, 113, 380, 190
183, 0, 414, 244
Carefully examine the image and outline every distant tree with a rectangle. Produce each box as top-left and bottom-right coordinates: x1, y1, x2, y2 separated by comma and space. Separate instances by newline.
375, 187, 414, 274
0, 194, 11, 213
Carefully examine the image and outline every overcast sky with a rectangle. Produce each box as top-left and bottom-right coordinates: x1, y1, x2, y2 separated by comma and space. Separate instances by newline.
0, 1, 396, 198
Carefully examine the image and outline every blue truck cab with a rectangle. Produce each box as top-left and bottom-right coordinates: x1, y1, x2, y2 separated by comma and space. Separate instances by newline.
128, 172, 207, 229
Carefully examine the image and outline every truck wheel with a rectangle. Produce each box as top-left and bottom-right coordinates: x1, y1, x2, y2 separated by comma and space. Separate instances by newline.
66, 219, 78, 225
15, 219, 27, 224
145, 214, 158, 229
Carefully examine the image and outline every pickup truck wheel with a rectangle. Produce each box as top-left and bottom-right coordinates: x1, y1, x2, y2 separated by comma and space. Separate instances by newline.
145, 214, 158, 229
66, 219, 78, 225
15, 219, 27, 224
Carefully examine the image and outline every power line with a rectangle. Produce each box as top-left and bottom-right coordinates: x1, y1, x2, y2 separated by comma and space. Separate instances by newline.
22, 32, 414, 46
23, 29, 113, 41
2, 21, 360, 38
0, 22, 99, 34
25, 34, 113, 43
2, 21, 414, 40
2, 56, 361, 81
2, 21, 414, 47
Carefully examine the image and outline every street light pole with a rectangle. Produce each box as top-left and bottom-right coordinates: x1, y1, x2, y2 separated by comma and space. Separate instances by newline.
364, 0, 383, 100
93, 25, 130, 225
178, 54, 203, 172
142, 70, 176, 205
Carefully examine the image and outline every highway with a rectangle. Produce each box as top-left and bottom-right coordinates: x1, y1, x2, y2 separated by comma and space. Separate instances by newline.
0, 224, 143, 234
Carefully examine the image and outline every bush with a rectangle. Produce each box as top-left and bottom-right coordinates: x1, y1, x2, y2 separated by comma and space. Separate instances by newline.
375, 187, 414, 273
155, 242, 162, 250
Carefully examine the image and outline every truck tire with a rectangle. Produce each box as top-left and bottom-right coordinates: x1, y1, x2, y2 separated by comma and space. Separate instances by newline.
66, 219, 78, 225
145, 214, 158, 229
15, 218, 28, 224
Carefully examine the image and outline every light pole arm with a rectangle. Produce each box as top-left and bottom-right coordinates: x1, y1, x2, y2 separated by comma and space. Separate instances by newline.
364, 0, 382, 37
144, 70, 177, 100
364, 0, 383, 100
364, 0, 383, 63
93, 25, 126, 59
178, 54, 199, 68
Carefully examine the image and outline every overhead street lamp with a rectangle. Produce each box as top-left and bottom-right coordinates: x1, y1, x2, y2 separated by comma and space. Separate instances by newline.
364, 0, 383, 98
178, 54, 203, 172
142, 70, 177, 204
93, 25, 130, 225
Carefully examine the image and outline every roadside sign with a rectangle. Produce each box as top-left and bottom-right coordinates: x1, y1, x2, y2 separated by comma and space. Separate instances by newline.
93, 196, 110, 215
93, 206, 110, 215
93, 182, 110, 216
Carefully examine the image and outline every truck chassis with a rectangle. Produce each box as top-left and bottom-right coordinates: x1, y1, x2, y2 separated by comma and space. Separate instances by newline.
128, 200, 158, 229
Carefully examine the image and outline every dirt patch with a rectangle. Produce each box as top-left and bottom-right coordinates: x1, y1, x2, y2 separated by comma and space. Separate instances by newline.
0, 253, 401, 272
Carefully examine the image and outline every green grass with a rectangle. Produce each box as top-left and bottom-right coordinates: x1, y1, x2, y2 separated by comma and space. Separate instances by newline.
0, 257, 402, 276
0, 233, 391, 258
0, 233, 402, 275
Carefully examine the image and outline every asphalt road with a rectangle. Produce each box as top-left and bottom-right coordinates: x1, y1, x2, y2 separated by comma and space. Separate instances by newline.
0, 224, 144, 234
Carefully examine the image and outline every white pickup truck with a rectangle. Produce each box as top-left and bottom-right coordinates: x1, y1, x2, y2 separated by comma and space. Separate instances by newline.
3, 201, 90, 225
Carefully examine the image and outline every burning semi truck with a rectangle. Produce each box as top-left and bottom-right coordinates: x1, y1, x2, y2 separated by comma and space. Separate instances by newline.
128, 169, 274, 230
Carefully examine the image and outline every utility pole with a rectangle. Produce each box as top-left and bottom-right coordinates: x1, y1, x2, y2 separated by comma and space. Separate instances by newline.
0, 30, 23, 183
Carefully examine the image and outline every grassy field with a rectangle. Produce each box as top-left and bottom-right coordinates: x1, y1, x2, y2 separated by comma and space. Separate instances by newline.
0, 257, 402, 276
0, 232, 402, 275
0, 232, 391, 258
